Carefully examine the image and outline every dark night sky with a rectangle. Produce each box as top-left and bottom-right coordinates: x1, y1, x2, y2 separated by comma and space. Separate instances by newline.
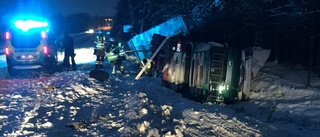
15, 0, 119, 17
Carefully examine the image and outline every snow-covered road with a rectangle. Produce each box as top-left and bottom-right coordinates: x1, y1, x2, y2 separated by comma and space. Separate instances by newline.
0, 33, 319, 137
0, 64, 262, 136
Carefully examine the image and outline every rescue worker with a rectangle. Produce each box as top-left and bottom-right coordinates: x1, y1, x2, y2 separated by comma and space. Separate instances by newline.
108, 38, 125, 74
62, 32, 76, 70
94, 32, 106, 68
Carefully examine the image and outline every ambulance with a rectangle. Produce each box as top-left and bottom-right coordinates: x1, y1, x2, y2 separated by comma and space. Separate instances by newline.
4, 19, 58, 75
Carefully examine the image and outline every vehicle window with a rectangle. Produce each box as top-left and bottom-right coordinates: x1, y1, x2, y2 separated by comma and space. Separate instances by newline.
11, 31, 41, 48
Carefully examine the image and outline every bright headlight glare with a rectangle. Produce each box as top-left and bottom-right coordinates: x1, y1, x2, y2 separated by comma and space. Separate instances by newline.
218, 85, 225, 93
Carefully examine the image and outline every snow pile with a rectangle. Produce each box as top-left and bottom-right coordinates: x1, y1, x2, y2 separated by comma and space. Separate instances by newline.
113, 76, 262, 137
251, 63, 320, 124
229, 62, 320, 137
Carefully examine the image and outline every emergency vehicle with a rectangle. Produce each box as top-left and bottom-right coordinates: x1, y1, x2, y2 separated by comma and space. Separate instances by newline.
3, 19, 58, 75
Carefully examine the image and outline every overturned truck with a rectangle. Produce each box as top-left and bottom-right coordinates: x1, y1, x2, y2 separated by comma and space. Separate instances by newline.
162, 42, 242, 103
128, 16, 270, 104
162, 41, 270, 103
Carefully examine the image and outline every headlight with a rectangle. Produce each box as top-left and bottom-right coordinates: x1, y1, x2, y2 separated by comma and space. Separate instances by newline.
86, 29, 94, 33
218, 85, 225, 94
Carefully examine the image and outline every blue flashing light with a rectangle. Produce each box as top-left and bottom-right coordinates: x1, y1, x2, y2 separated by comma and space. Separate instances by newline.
14, 20, 48, 32
106, 31, 110, 35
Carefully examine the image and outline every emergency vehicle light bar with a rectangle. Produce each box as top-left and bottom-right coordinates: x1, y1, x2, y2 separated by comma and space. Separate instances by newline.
14, 20, 48, 32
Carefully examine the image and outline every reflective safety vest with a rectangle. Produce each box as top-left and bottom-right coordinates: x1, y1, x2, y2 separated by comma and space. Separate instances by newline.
106, 52, 118, 62
119, 48, 126, 57
96, 36, 106, 49
96, 35, 106, 43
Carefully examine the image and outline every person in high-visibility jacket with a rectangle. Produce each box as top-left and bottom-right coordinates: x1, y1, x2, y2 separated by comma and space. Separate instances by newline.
106, 38, 126, 74
94, 33, 106, 68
